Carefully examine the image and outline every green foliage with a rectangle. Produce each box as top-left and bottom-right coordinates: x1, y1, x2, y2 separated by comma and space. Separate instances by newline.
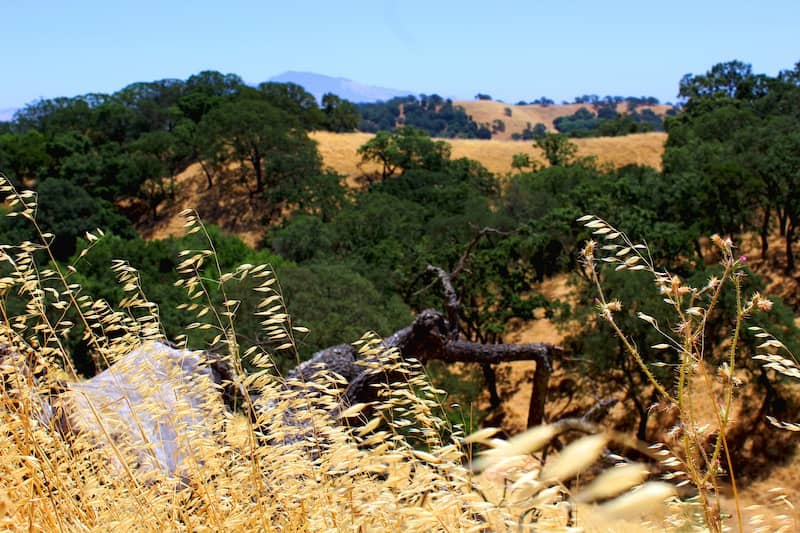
0, 130, 50, 185
277, 263, 411, 361
287, 171, 349, 222
270, 138, 556, 347
553, 107, 600, 136
511, 122, 547, 141
256, 81, 325, 131
555, 106, 663, 137
4, 179, 137, 261
357, 127, 451, 180
665, 60, 800, 270
534, 133, 579, 167
678, 60, 762, 106
0, 70, 358, 248
64, 226, 287, 363
179, 70, 244, 122
511, 152, 535, 173
491, 119, 505, 134
358, 94, 484, 138
531, 97, 555, 106
596, 112, 657, 136
199, 98, 322, 198
321, 93, 359, 132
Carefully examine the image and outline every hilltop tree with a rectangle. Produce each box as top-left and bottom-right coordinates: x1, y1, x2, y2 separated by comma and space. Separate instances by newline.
321, 93, 359, 133
358, 95, 483, 138
178, 71, 245, 122
114, 79, 185, 133
357, 127, 451, 181
198, 99, 321, 202
666, 60, 800, 270
678, 60, 762, 106
534, 133, 578, 167
256, 82, 325, 130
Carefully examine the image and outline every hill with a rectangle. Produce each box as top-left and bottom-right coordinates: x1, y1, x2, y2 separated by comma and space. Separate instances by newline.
268, 71, 413, 103
311, 130, 667, 179
456, 100, 674, 140
140, 131, 667, 244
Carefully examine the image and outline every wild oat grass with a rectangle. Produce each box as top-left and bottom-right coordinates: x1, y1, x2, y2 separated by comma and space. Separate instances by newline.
0, 178, 693, 531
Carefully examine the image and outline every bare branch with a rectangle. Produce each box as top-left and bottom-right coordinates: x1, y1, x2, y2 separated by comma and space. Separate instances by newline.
451, 226, 512, 280
426, 265, 460, 340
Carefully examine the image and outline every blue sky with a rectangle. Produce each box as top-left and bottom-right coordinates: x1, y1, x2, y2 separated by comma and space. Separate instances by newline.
2, 0, 798, 113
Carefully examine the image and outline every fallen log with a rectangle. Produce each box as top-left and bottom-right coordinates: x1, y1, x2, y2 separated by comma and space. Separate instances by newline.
300, 308, 561, 428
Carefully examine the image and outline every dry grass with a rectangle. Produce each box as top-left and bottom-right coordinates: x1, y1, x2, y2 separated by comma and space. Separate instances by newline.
0, 177, 689, 531
578, 216, 800, 532
455, 100, 673, 141
140, 132, 665, 243
476, 255, 800, 532
311, 130, 667, 178
311, 131, 382, 186
8, 175, 800, 531
137, 163, 268, 246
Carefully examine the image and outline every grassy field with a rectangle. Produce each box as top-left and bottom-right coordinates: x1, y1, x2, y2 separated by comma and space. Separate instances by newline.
311, 130, 668, 180
455, 100, 673, 140
0, 191, 688, 530
142, 131, 667, 244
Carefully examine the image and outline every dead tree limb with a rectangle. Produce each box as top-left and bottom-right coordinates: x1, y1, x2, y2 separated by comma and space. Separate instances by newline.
426, 265, 460, 341
311, 239, 564, 429
298, 307, 561, 428
450, 226, 512, 280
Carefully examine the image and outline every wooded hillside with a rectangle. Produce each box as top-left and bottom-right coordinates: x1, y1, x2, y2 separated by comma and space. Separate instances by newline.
2, 59, 800, 530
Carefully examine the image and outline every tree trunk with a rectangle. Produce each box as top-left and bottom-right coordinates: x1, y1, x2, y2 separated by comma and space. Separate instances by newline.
785, 219, 795, 274
526, 355, 552, 428
251, 152, 264, 193
694, 239, 704, 261
760, 205, 770, 260
297, 309, 560, 425
779, 208, 788, 237
481, 363, 501, 410
621, 343, 649, 441
199, 159, 214, 190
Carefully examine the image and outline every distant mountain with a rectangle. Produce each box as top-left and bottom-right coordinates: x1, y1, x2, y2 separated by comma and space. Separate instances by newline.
0, 107, 17, 122
268, 71, 413, 103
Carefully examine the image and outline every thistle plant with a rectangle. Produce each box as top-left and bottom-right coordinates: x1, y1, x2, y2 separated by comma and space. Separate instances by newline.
576, 214, 799, 532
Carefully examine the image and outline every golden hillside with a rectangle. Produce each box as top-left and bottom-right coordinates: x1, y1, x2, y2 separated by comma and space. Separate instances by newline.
141, 132, 666, 245
456, 100, 673, 140
311, 131, 667, 178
